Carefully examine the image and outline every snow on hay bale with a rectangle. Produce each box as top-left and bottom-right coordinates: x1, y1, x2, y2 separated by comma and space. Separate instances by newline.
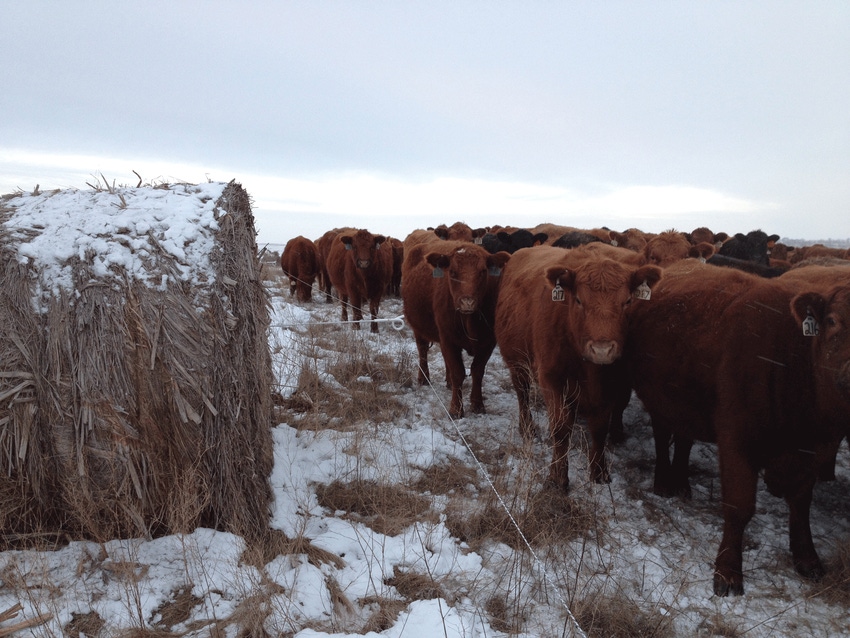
0, 181, 273, 544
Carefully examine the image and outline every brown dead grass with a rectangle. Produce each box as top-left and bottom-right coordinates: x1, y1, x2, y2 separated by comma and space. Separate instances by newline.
65, 611, 106, 638
316, 480, 436, 536
810, 540, 850, 607
446, 484, 595, 552
242, 528, 345, 570
574, 589, 675, 638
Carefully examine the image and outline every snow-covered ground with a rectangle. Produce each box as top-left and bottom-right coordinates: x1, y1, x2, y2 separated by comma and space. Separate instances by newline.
1, 270, 850, 636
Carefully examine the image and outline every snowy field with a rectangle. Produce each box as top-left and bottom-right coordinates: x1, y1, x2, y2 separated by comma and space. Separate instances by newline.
1, 266, 850, 637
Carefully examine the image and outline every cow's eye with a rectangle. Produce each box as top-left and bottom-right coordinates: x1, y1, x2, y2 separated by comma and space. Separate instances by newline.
624, 296, 633, 307
575, 297, 582, 306
826, 315, 838, 328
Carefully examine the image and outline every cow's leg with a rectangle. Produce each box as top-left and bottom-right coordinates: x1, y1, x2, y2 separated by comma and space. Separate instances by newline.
508, 364, 535, 441
541, 379, 575, 491
289, 278, 297, 297
369, 296, 380, 333
785, 475, 823, 581
608, 383, 632, 444
350, 291, 363, 330
583, 406, 611, 484
670, 435, 694, 499
415, 337, 431, 385
468, 346, 495, 414
340, 295, 349, 323
440, 343, 466, 419
651, 417, 675, 496
713, 440, 758, 596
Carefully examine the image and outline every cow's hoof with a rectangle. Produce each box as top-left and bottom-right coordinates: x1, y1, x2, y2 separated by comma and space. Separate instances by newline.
713, 572, 744, 597
795, 557, 825, 581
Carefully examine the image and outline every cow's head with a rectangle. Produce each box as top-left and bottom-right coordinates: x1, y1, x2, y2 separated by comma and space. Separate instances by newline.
340, 230, 386, 269
643, 231, 710, 267
792, 285, 850, 398
427, 246, 511, 314
546, 255, 662, 364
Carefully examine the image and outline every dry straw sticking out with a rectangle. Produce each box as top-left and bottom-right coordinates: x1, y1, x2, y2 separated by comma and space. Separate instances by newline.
0, 181, 273, 546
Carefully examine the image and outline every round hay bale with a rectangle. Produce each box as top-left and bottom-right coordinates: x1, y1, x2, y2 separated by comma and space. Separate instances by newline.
0, 181, 273, 545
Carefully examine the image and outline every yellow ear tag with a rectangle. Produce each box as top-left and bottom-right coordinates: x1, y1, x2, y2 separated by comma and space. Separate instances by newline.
802, 313, 820, 337
635, 280, 652, 301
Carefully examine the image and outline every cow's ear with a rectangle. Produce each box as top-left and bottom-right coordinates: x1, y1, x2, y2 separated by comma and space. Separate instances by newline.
715, 232, 729, 243
339, 234, 354, 246
533, 233, 548, 246
545, 266, 576, 291
769, 234, 780, 243
433, 227, 449, 240
631, 265, 663, 291
472, 228, 487, 239
609, 230, 625, 246
689, 242, 715, 261
791, 292, 827, 330
734, 233, 747, 241
426, 252, 450, 270
488, 251, 511, 274
373, 234, 386, 247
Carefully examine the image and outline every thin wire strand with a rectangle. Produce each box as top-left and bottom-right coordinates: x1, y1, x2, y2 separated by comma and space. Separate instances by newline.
270, 276, 587, 637
416, 362, 588, 638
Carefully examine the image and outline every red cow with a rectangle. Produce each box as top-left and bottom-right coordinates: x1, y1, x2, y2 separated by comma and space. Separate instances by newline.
609, 228, 650, 252
431, 221, 487, 243
386, 236, 404, 297
326, 228, 393, 333
642, 230, 715, 267
495, 244, 662, 489
279, 236, 321, 302
316, 228, 344, 303
402, 241, 511, 418
624, 261, 850, 596
402, 223, 485, 254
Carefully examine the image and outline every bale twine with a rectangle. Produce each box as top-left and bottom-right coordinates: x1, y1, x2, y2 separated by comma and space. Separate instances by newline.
0, 181, 273, 545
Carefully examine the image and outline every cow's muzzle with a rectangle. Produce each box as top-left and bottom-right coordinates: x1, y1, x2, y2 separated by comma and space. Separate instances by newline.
356, 259, 371, 269
584, 340, 621, 365
456, 297, 478, 314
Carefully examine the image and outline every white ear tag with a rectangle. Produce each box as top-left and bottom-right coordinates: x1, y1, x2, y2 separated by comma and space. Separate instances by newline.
635, 280, 652, 301
610, 239, 618, 247
802, 313, 820, 337
699, 256, 707, 264
488, 266, 501, 277
432, 267, 444, 279
344, 244, 352, 250
552, 284, 565, 302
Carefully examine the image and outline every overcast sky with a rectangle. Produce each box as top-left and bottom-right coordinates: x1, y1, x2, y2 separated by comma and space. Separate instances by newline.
2, 1, 848, 245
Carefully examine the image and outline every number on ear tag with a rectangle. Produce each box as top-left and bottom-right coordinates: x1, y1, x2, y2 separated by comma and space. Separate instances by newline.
432, 267, 444, 278
802, 313, 820, 337
488, 266, 501, 277
552, 284, 565, 302
635, 280, 652, 301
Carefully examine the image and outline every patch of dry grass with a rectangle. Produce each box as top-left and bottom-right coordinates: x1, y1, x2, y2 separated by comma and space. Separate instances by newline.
574, 589, 675, 638
445, 486, 596, 552
316, 480, 436, 537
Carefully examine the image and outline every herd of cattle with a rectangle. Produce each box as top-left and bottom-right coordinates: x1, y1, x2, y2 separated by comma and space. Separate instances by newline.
278, 222, 850, 597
